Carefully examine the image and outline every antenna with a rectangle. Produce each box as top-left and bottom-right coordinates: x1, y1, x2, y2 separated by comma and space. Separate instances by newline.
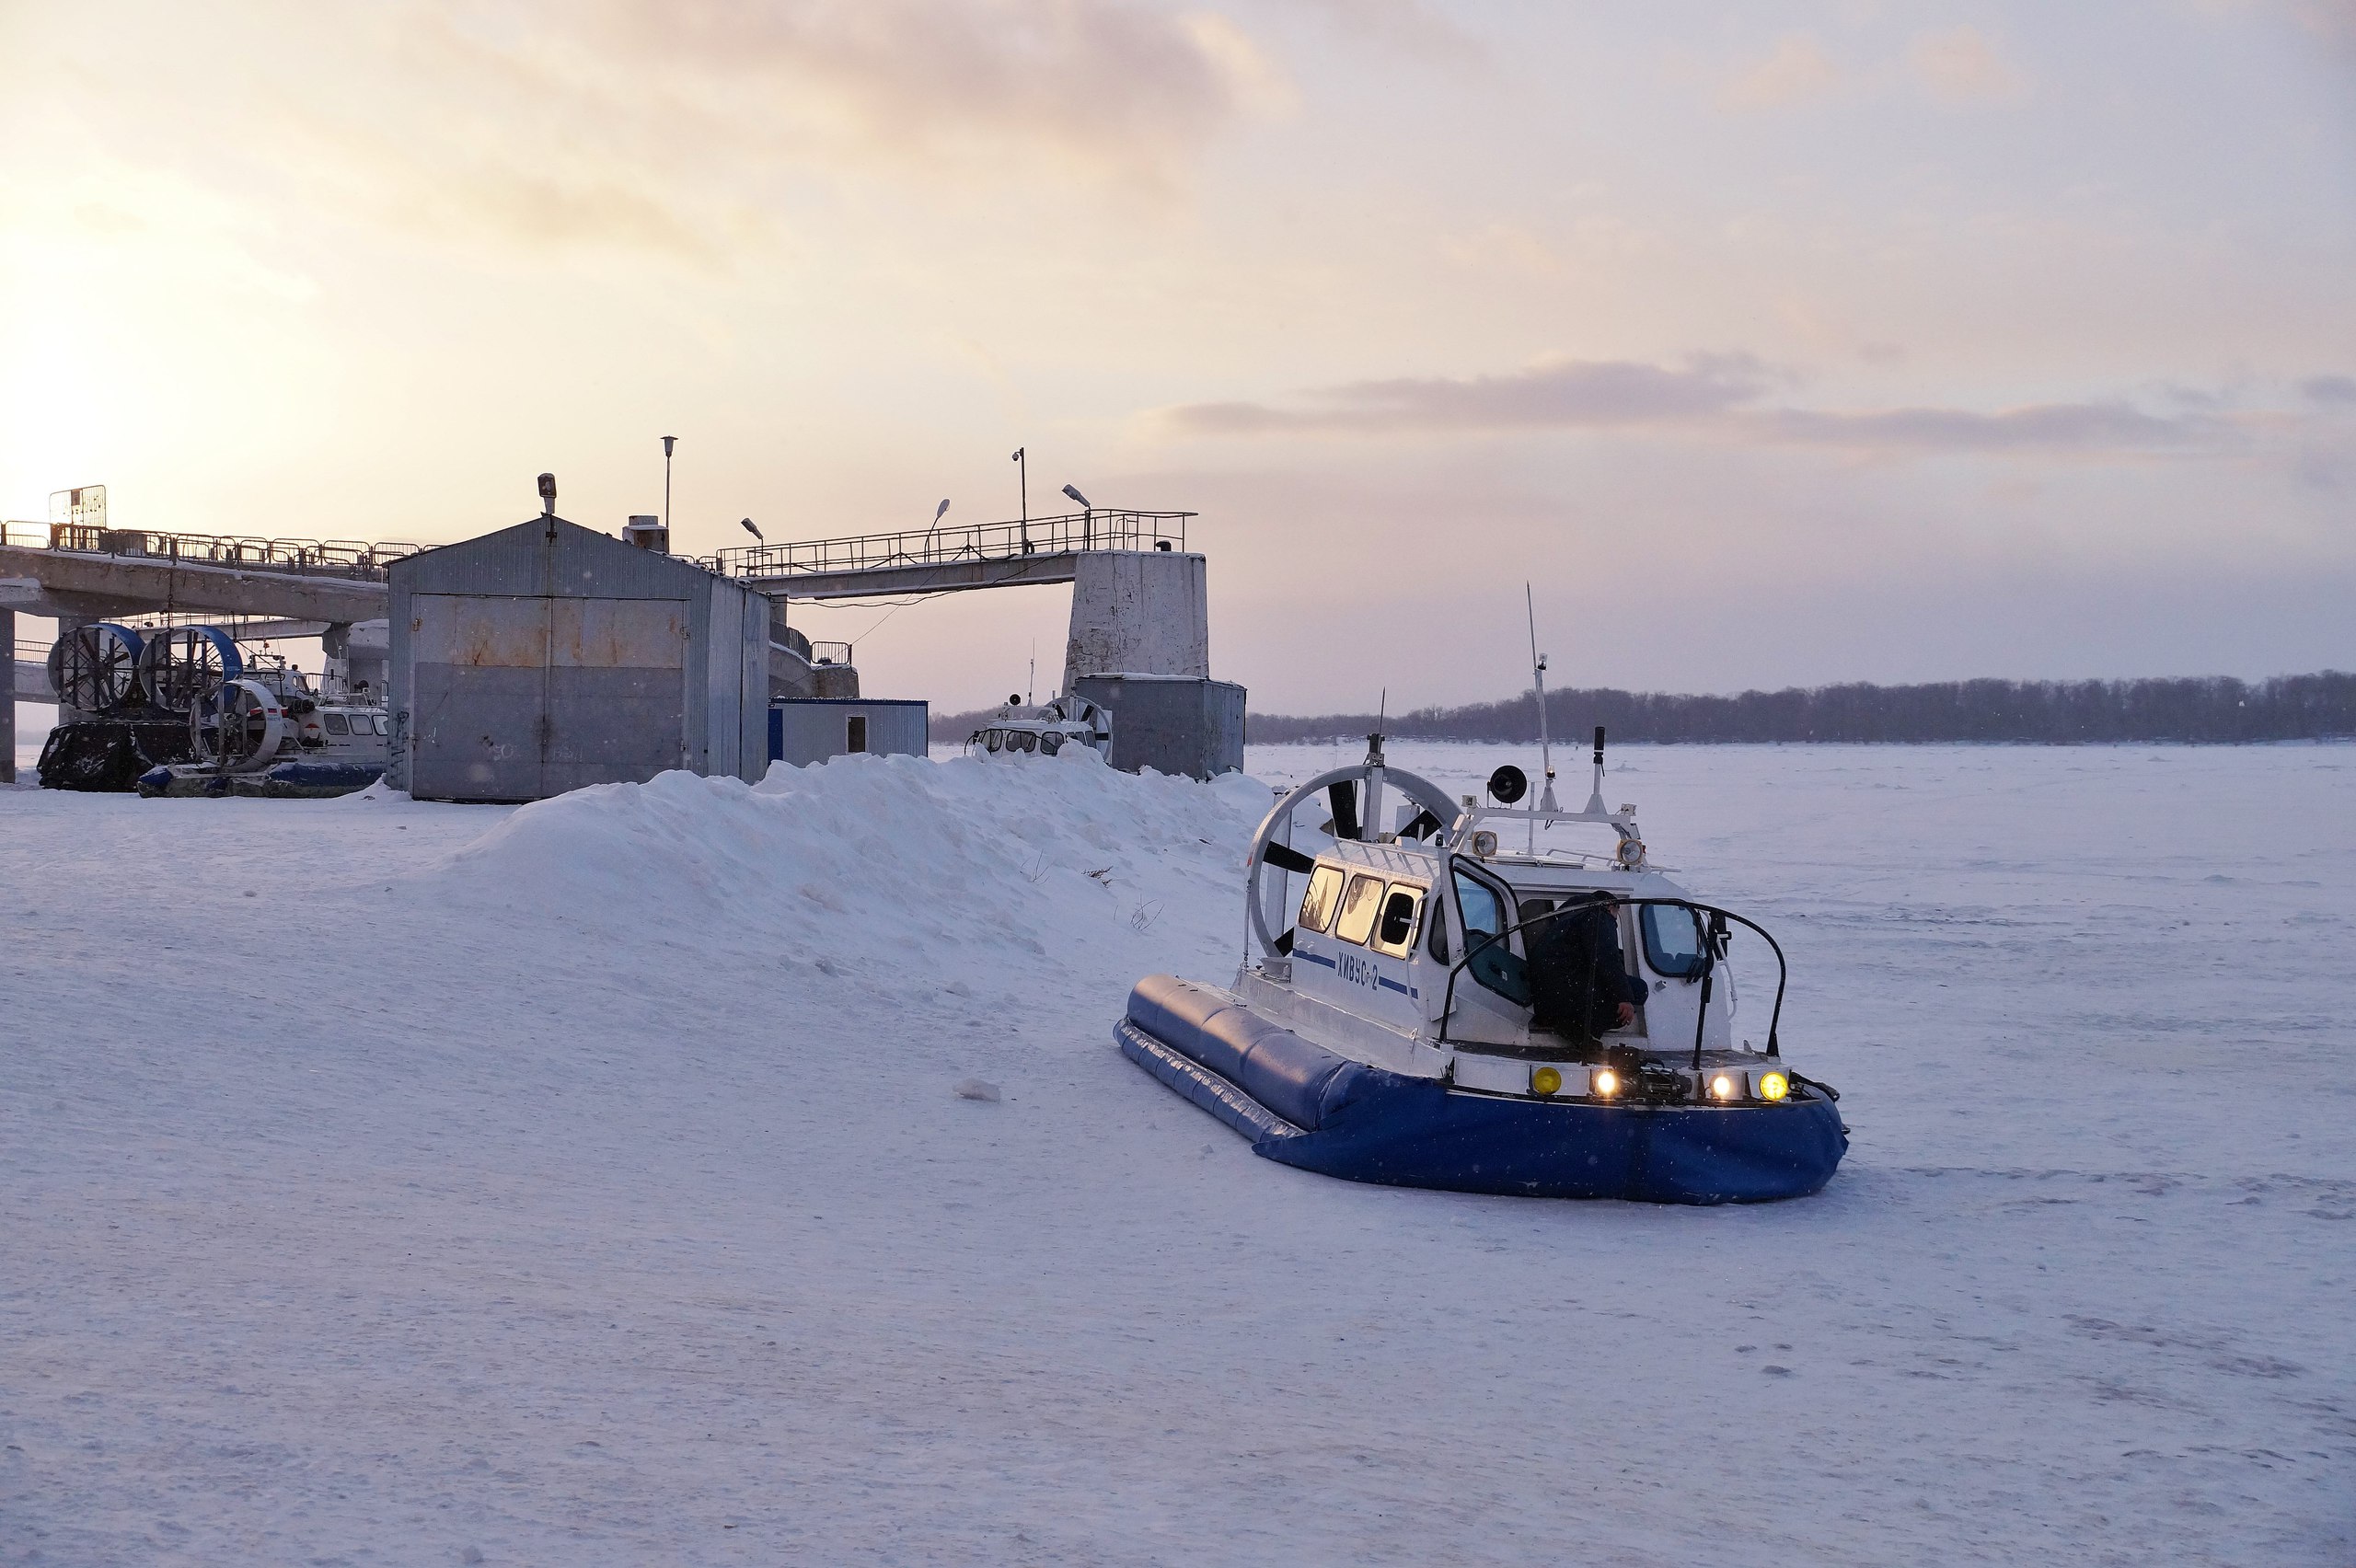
1527, 584, 1559, 824
1027, 640, 1035, 707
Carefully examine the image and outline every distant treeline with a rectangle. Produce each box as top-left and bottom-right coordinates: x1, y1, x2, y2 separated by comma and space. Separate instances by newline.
1245, 673, 2356, 746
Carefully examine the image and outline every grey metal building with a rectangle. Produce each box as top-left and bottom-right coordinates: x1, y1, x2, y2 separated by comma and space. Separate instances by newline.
1071, 674, 1245, 779
388, 516, 768, 801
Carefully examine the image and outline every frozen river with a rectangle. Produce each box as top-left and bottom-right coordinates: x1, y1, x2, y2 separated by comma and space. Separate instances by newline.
3, 743, 2349, 1563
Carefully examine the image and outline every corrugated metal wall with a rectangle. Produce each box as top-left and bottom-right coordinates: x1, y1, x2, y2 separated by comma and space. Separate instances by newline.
768, 700, 930, 768
1071, 674, 1245, 780
389, 517, 768, 801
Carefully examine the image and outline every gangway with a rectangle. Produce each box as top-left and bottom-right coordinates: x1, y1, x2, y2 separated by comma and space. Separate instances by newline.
714, 509, 1191, 599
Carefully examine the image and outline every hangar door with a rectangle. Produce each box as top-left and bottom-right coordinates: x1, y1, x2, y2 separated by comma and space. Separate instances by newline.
409, 594, 690, 801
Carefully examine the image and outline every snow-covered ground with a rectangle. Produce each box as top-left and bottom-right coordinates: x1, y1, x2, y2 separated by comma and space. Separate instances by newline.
3, 743, 2349, 1564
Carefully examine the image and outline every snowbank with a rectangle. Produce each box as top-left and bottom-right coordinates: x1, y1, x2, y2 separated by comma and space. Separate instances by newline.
427, 749, 1272, 991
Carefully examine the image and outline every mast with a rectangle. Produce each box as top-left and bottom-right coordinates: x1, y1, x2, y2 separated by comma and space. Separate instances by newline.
1527, 584, 1558, 852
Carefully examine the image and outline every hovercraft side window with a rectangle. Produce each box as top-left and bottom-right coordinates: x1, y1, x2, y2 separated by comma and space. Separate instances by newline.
1298, 864, 1345, 932
323, 712, 350, 735
1641, 903, 1706, 979
1333, 874, 1386, 946
1372, 885, 1424, 957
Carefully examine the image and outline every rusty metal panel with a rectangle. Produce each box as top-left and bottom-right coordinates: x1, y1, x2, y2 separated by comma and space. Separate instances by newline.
545, 597, 689, 793
550, 597, 687, 669
409, 594, 549, 801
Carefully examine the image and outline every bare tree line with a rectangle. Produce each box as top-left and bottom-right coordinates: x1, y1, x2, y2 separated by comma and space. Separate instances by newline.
1243, 672, 2356, 746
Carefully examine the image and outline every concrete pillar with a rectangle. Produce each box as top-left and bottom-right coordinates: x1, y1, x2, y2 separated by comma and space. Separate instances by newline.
1060, 549, 1209, 692
1, 607, 13, 783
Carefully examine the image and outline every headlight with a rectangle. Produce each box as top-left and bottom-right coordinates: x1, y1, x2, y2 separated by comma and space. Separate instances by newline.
1758, 1071, 1789, 1102
1709, 1073, 1736, 1101
1530, 1066, 1562, 1097
1591, 1067, 1619, 1099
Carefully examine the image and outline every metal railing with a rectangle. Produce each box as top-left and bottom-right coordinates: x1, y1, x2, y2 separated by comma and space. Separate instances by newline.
808, 640, 853, 667
713, 509, 1190, 580
7, 521, 421, 581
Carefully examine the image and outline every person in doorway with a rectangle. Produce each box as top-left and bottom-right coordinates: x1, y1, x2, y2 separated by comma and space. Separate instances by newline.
1526, 891, 1648, 1043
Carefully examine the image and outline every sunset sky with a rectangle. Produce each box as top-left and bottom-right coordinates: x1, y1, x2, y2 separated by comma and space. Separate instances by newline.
3, 1, 2350, 712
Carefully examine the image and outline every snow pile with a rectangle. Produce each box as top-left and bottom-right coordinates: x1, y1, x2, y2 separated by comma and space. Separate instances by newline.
426, 748, 1272, 985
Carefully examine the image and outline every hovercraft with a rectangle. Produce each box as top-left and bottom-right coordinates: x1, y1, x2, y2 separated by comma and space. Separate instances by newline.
967, 692, 1112, 760
135, 640, 387, 800
1116, 729, 1846, 1205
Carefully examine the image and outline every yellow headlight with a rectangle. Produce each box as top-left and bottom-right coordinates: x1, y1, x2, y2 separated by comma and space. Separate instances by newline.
1710, 1073, 1736, 1101
1758, 1071, 1789, 1102
1530, 1066, 1563, 1097
1591, 1067, 1619, 1098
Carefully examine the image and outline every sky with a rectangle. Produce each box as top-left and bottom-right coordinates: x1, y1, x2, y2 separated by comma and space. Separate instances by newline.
2, 0, 2351, 714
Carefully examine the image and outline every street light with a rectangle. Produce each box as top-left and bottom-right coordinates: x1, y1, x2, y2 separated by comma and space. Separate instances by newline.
1062, 483, 1091, 548
662, 435, 677, 542
740, 518, 763, 541
1011, 447, 1029, 552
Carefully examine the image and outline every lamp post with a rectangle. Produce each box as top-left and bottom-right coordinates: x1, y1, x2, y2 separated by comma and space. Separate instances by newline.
662, 435, 676, 542
1062, 483, 1091, 549
1011, 447, 1029, 553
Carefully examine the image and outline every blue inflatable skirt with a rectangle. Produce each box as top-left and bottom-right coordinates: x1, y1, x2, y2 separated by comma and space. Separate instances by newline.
1119, 975, 1845, 1205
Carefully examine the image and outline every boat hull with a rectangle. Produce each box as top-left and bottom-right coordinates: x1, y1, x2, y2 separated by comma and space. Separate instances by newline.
1119, 976, 1845, 1205
136, 761, 384, 800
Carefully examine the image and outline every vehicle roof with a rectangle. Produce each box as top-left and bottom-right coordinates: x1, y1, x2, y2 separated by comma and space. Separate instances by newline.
1311, 839, 1691, 899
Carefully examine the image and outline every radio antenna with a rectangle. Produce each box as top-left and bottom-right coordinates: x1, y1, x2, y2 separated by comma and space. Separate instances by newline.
1527, 584, 1559, 817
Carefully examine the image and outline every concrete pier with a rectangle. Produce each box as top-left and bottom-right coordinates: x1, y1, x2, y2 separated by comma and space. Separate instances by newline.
1060, 550, 1209, 691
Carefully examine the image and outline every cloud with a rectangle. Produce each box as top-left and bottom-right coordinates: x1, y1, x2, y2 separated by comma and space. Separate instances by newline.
2302, 374, 2356, 406
1719, 36, 1842, 111
1758, 402, 2210, 453
559, 0, 1289, 178
1162, 357, 1772, 434
1908, 26, 2028, 104
1159, 356, 2245, 456
57, 0, 1289, 264
1279, 0, 1487, 69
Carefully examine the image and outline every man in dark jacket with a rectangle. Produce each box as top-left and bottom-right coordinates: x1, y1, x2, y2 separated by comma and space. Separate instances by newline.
1527, 892, 1648, 1043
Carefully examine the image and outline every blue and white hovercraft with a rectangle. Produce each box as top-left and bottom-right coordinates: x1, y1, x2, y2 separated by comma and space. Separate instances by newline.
1117, 730, 1846, 1205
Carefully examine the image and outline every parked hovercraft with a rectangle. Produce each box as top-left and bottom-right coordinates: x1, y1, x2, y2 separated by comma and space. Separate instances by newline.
135, 637, 388, 799
967, 693, 1112, 760
1116, 727, 1846, 1205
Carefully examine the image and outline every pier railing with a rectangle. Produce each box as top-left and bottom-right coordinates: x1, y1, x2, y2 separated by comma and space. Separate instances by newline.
713, 509, 1190, 580
4, 521, 421, 581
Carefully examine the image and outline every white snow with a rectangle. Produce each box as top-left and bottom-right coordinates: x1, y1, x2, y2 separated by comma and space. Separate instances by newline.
3, 743, 2350, 1564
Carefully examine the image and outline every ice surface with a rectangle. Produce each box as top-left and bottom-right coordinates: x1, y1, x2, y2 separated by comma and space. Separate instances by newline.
2, 744, 2350, 1564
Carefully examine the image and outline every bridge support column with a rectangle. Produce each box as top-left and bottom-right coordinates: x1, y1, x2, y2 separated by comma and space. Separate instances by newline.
1060, 549, 1208, 692
1, 607, 12, 783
